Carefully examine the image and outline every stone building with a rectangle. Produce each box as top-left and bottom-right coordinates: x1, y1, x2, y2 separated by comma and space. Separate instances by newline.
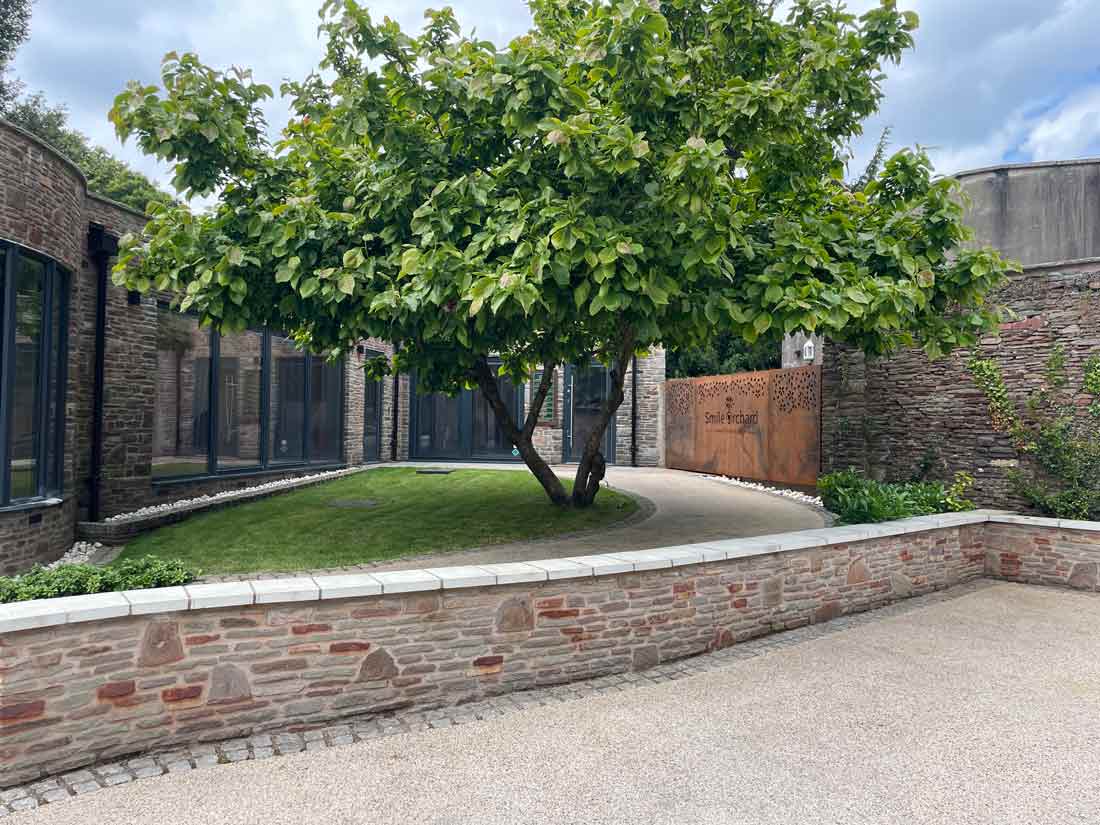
819, 158, 1100, 506
0, 119, 664, 574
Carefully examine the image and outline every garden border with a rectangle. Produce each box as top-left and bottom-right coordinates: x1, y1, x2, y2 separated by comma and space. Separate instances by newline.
5, 511, 1098, 633
4, 510, 1099, 790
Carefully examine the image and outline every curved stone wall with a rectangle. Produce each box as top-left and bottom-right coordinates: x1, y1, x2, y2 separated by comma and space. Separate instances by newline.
0, 512, 1017, 787
0, 120, 86, 273
959, 158, 1100, 269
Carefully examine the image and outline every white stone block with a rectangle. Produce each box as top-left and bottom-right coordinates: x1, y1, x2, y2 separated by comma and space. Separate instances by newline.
0, 600, 67, 634
251, 578, 320, 604
312, 574, 383, 600
565, 554, 634, 576
425, 566, 497, 589
526, 558, 593, 580
184, 582, 255, 610
477, 563, 548, 584
51, 593, 131, 624
372, 569, 442, 594
122, 587, 190, 615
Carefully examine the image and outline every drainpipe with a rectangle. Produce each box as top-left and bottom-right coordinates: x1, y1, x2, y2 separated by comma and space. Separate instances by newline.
631, 355, 638, 467
390, 343, 400, 462
88, 225, 118, 522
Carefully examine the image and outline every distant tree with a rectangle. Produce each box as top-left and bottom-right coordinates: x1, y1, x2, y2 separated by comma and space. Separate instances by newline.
0, 0, 170, 212
668, 331, 779, 378
851, 126, 893, 191
3, 93, 173, 212
0, 0, 33, 109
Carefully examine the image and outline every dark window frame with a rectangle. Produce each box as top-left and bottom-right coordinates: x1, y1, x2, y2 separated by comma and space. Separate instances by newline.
407, 362, 526, 461
152, 307, 347, 485
362, 347, 384, 463
0, 240, 70, 506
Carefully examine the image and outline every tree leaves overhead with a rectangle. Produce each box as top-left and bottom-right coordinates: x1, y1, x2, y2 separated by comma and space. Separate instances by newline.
110, 0, 1014, 395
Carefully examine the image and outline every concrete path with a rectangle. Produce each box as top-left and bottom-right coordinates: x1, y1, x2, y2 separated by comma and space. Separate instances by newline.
364, 464, 826, 573
15, 582, 1100, 824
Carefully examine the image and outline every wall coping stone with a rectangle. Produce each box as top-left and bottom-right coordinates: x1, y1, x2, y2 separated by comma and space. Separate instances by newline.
2, 510, 1096, 636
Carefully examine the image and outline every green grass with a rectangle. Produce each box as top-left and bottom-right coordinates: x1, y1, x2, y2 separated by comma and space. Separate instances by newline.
116, 468, 638, 575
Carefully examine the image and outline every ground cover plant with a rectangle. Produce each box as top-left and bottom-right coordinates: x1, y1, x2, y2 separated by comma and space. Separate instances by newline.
116, 468, 637, 575
818, 468, 974, 525
109, 0, 1012, 509
0, 557, 198, 604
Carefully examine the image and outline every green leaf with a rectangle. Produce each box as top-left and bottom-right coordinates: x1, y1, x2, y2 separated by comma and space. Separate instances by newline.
753, 312, 772, 334
298, 277, 319, 298
574, 280, 591, 308
338, 273, 356, 295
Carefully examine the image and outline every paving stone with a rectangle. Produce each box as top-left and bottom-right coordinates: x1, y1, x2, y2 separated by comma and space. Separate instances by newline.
102, 774, 134, 787
253, 748, 275, 760
132, 766, 165, 779
9, 798, 37, 812
193, 755, 220, 769
70, 781, 102, 796
40, 788, 72, 804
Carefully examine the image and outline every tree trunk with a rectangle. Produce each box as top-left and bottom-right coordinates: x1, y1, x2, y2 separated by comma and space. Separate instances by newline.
472, 358, 569, 506
569, 329, 636, 508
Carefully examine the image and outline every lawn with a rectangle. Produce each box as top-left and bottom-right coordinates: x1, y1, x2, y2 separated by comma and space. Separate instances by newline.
116, 468, 638, 575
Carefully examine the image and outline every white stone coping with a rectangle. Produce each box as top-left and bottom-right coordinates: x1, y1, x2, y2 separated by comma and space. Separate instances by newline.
1, 511, 1096, 635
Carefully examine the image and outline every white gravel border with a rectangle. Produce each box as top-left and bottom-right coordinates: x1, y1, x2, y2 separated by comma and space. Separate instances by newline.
104, 467, 363, 523
44, 542, 105, 569
701, 474, 825, 509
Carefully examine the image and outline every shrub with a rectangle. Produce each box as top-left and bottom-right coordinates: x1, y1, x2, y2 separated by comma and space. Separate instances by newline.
0, 557, 199, 604
818, 469, 974, 525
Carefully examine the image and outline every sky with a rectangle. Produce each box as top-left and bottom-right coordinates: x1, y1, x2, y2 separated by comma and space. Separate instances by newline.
10, 0, 1100, 199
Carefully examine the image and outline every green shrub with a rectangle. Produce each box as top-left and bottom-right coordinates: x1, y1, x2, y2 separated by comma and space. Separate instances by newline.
0, 556, 199, 604
818, 469, 974, 525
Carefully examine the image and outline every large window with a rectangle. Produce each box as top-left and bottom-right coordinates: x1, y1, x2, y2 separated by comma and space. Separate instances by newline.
0, 242, 69, 505
153, 308, 346, 480
410, 366, 524, 460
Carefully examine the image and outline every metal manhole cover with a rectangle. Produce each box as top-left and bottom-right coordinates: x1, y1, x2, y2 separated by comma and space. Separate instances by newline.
328, 499, 380, 509
416, 469, 453, 475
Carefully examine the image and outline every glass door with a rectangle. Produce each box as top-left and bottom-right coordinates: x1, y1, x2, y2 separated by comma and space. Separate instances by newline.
363, 349, 383, 462
564, 363, 614, 463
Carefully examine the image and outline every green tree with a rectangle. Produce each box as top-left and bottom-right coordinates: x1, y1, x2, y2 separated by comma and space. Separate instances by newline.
109, 0, 1013, 507
0, 0, 32, 110
668, 330, 779, 378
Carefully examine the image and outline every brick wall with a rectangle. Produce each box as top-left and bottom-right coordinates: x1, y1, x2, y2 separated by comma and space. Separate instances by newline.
0, 514, 1004, 786
0, 121, 89, 570
822, 268, 1100, 508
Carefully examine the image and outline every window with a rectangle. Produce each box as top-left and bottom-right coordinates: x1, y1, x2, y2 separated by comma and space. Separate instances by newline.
0, 242, 69, 505
151, 311, 346, 480
410, 366, 524, 460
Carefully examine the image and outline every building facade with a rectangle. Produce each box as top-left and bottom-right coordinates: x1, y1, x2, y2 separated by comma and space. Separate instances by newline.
0, 120, 664, 574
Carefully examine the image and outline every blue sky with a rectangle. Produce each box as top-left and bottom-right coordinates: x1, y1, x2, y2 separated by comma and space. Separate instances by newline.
11, 0, 1100, 197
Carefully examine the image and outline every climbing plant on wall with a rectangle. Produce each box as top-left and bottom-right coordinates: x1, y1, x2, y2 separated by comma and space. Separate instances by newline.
969, 346, 1100, 520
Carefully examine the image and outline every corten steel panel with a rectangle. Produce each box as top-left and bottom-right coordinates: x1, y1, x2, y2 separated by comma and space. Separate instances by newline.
664, 366, 821, 486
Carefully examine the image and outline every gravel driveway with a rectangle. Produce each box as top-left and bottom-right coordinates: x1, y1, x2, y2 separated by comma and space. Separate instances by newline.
15, 581, 1100, 825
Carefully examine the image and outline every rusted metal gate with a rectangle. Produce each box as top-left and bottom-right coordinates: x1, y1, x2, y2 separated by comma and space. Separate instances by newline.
664, 366, 821, 486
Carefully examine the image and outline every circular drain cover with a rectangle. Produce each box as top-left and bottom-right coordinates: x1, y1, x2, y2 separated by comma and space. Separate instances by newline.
328, 499, 380, 509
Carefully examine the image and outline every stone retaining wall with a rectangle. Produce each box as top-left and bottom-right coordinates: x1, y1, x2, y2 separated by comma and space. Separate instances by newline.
1, 512, 1097, 787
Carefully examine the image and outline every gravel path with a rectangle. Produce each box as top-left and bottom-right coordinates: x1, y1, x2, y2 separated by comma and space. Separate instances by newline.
13, 581, 1100, 824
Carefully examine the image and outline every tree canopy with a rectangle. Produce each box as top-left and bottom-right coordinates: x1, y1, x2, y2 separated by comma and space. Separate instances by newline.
109, 0, 1014, 505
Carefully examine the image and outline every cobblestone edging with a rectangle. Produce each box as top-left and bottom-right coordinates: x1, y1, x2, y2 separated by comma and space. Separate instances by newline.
76, 467, 370, 545
0, 579, 1002, 816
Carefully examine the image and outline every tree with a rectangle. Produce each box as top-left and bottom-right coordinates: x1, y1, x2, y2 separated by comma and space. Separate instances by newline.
668, 330, 779, 378
108, 0, 1014, 508
3, 93, 173, 212
0, 0, 32, 110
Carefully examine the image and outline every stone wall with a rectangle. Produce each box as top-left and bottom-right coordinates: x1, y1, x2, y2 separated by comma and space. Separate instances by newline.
0, 121, 92, 570
822, 268, 1100, 508
0, 511, 1010, 786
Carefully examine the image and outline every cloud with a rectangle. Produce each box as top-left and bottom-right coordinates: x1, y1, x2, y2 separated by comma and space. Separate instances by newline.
9, 0, 1100, 197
